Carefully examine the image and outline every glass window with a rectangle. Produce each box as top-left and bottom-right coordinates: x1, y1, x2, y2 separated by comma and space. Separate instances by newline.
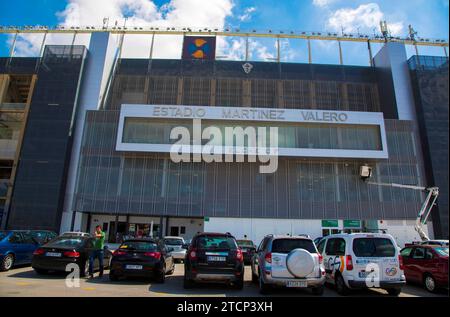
353, 238, 396, 257
400, 247, 413, 257
121, 118, 382, 151
425, 249, 434, 260
46, 238, 85, 248
434, 247, 449, 257
9, 232, 23, 244
271, 239, 317, 253
195, 235, 237, 250
325, 238, 336, 255
317, 239, 326, 254
412, 248, 425, 259
163, 238, 184, 246
119, 241, 158, 252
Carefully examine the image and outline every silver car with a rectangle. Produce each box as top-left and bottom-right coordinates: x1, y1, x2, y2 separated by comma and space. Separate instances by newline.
251, 235, 326, 295
163, 236, 187, 262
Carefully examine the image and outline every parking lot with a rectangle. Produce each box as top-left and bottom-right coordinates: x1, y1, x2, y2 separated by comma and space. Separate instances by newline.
0, 264, 446, 297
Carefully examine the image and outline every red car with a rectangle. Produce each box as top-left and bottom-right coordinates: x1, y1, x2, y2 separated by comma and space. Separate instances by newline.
400, 244, 448, 292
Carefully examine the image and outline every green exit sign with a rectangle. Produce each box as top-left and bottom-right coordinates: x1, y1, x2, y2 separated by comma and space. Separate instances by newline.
321, 220, 338, 227
343, 220, 361, 228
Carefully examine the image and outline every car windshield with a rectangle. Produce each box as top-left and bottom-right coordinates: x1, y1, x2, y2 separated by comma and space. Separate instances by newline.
271, 239, 317, 253
196, 236, 237, 250
164, 238, 183, 246
434, 247, 449, 257
237, 240, 254, 247
46, 238, 85, 248
119, 241, 157, 252
353, 238, 396, 257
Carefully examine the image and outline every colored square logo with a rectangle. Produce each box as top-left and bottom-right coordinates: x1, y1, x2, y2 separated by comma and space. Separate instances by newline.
182, 36, 216, 60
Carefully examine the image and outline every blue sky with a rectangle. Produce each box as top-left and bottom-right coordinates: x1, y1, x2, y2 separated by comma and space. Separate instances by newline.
0, 0, 448, 65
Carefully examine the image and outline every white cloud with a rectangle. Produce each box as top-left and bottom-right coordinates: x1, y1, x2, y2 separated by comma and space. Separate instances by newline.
238, 7, 256, 22
327, 3, 404, 36
12, 0, 234, 58
312, 0, 336, 7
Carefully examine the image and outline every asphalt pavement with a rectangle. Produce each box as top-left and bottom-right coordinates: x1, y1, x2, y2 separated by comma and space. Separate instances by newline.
0, 264, 447, 297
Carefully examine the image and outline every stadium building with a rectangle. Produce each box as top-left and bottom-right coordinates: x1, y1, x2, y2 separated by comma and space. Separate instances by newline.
0, 30, 448, 246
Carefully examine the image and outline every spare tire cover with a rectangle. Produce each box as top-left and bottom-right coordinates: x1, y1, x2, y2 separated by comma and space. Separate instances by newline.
286, 248, 315, 278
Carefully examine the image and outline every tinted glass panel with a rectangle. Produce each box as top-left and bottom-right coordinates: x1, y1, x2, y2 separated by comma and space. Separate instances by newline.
353, 238, 395, 257
119, 241, 157, 251
46, 238, 85, 247
163, 238, 184, 245
271, 239, 316, 253
195, 235, 237, 250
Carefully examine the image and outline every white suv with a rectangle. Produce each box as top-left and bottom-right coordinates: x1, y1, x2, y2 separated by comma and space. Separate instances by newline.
317, 233, 406, 296
251, 235, 326, 295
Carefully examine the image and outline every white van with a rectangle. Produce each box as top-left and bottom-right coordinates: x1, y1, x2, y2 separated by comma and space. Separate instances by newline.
316, 233, 406, 296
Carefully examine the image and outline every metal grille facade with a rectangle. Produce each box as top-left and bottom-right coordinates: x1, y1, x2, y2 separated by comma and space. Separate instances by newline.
73, 59, 424, 221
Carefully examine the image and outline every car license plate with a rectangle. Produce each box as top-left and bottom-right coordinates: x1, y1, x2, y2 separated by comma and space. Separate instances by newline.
45, 252, 61, 257
358, 271, 371, 278
207, 256, 226, 262
286, 280, 307, 288
125, 265, 143, 270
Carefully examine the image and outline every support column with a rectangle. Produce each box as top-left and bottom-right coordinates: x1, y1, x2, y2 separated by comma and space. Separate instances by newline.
368, 40, 374, 67
307, 38, 312, 64
70, 211, 76, 231
338, 40, 343, 65
210, 78, 216, 106
159, 216, 164, 239
86, 213, 92, 233
114, 214, 119, 243
176, 77, 183, 105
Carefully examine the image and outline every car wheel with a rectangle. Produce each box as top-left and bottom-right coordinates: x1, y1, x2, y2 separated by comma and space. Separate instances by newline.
80, 259, 89, 277
312, 285, 324, 296
109, 271, 119, 281
251, 270, 258, 283
155, 265, 166, 283
259, 269, 270, 295
386, 288, 401, 296
1, 254, 14, 271
234, 276, 244, 290
167, 265, 175, 275
183, 274, 194, 289
424, 274, 437, 293
335, 274, 349, 296
34, 268, 49, 275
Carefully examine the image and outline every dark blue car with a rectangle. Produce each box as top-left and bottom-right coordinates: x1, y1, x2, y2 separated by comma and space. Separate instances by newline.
0, 230, 40, 271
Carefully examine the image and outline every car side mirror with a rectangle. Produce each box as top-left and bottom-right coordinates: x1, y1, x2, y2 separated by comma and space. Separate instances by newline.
182, 244, 188, 249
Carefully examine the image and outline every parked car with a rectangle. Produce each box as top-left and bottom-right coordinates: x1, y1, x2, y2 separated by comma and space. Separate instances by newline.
317, 233, 405, 296
313, 237, 323, 246
236, 239, 256, 264
163, 236, 187, 263
61, 232, 91, 237
29, 230, 58, 245
251, 234, 325, 295
109, 238, 175, 283
420, 240, 449, 247
400, 244, 448, 292
0, 230, 40, 271
32, 235, 111, 276
184, 232, 244, 289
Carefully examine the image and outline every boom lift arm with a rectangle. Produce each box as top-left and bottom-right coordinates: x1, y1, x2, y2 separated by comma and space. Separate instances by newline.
366, 181, 439, 241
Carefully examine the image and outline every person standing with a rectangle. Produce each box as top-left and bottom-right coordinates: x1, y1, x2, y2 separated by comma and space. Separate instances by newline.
89, 225, 105, 279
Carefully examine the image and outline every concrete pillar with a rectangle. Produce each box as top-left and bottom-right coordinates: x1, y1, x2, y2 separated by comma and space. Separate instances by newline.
60, 32, 119, 233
